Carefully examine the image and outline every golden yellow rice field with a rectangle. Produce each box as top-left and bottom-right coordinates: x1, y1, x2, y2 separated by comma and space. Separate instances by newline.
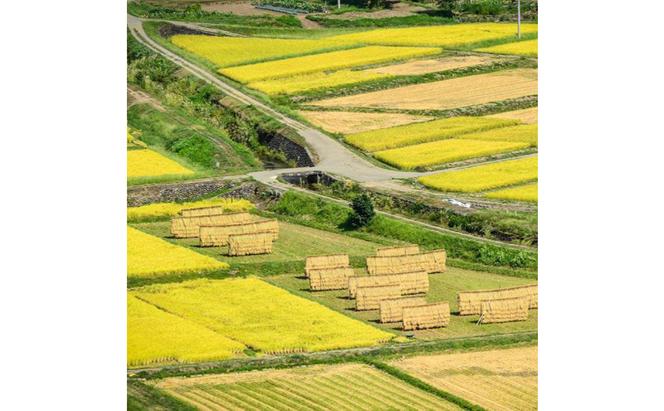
489, 107, 538, 124
329, 23, 538, 47
127, 295, 244, 367
345, 116, 519, 152
374, 139, 530, 169
127, 226, 229, 278
477, 39, 538, 57
132, 278, 394, 353
170, 34, 356, 67
457, 124, 538, 147
391, 345, 538, 411
248, 69, 391, 95
311, 68, 538, 111
221, 46, 441, 83
364, 55, 498, 75
154, 363, 463, 410
127, 198, 253, 222
486, 183, 538, 203
127, 149, 194, 178
299, 110, 433, 134
418, 156, 538, 192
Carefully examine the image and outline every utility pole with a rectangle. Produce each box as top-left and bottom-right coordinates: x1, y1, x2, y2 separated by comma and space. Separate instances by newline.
517, 0, 521, 38
338, 0, 341, 9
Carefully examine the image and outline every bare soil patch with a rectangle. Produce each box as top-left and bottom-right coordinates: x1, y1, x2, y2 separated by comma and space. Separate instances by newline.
323, 2, 427, 20
201, 1, 281, 15
299, 110, 432, 134
365, 55, 499, 76
127, 86, 165, 111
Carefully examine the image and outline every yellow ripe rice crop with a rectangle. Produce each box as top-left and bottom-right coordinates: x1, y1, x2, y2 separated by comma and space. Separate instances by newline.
486, 183, 538, 203
345, 116, 519, 152
127, 226, 229, 278
311, 68, 538, 111
132, 278, 394, 353
221, 46, 441, 83
489, 107, 538, 124
299, 110, 433, 134
127, 295, 244, 367
248, 69, 391, 95
418, 156, 537, 192
170, 34, 356, 68
127, 198, 253, 222
329, 23, 538, 47
458, 124, 538, 147
127, 149, 194, 178
374, 139, 530, 170
127, 129, 146, 149
477, 39, 538, 57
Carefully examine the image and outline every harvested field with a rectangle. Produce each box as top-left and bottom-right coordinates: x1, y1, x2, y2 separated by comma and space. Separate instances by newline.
127, 149, 193, 178
127, 226, 228, 279
221, 46, 441, 83
477, 39, 538, 57
133, 278, 394, 354
154, 363, 463, 410
375, 244, 420, 257
391, 345, 538, 411
402, 302, 451, 330
488, 107, 538, 124
356, 285, 402, 310
379, 297, 428, 323
348, 271, 429, 298
458, 284, 538, 315
127, 295, 244, 367
199, 219, 278, 247
418, 156, 538, 193
127, 198, 253, 223
309, 267, 355, 291
486, 183, 538, 203
249, 69, 391, 95
374, 139, 530, 170
345, 116, 518, 152
310, 68, 538, 111
480, 297, 530, 324
457, 124, 538, 147
228, 233, 274, 256
365, 55, 499, 75
329, 23, 538, 47
298, 110, 433, 134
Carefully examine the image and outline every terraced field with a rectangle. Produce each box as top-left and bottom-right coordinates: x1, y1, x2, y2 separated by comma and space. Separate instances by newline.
154, 363, 463, 410
364, 54, 499, 75
299, 110, 433, 134
127, 148, 194, 179
127, 198, 253, 223
489, 107, 538, 124
391, 345, 538, 411
477, 39, 538, 57
249, 69, 391, 95
486, 183, 539, 202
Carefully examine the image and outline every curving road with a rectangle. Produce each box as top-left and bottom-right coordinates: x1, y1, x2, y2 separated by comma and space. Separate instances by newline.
128, 15, 421, 183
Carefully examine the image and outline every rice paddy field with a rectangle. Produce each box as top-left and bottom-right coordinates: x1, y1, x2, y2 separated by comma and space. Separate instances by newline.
154, 363, 463, 410
364, 55, 499, 76
299, 110, 433, 134
248, 69, 392, 96
486, 183, 539, 203
391, 345, 538, 411
418, 156, 538, 192
127, 148, 194, 178
132, 278, 394, 355
266, 266, 538, 340
310, 68, 538, 111
477, 39, 539, 57
127, 198, 254, 223
489, 107, 538, 124
457, 124, 538, 147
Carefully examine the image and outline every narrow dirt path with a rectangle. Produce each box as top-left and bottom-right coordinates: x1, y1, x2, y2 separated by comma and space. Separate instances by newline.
297, 15, 322, 29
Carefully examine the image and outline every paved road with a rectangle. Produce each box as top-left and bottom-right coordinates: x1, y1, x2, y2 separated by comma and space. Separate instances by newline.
128, 15, 420, 183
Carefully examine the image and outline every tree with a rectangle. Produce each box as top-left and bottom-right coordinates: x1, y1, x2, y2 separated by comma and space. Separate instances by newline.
436, 0, 459, 17
347, 194, 375, 228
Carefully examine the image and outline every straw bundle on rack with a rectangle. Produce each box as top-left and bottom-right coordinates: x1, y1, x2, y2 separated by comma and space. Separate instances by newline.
457, 284, 538, 315
479, 297, 529, 324
199, 219, 279, 247
366, 249, 446, 275
170, 213, 252, 238
179, 206, 226, 218
402, 302, 450, 331
379, 297, 428, 323
348, 271, 428, 298
375, 245, 420, 257
304, 254, 350, 277
228, 233, 273, 256
355, 285, 402, 311
308, 267, 355, 291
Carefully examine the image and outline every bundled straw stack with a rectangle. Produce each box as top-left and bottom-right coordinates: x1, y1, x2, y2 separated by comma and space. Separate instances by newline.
479, 297, 529, 324
366, 249, 446, 275
304, 254, 349, 278
199, 219, 278, 247
375, 245, 420, 257
379, 297, 427, 323
180, 206, 226, 218
170, 211, 253, 238
228, 233, 273, 256
356, 285, 402, 311
348, 271, 428, 298
457, 284, 538, 315
309, 267, 355, 291
402, 302, 450, 330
